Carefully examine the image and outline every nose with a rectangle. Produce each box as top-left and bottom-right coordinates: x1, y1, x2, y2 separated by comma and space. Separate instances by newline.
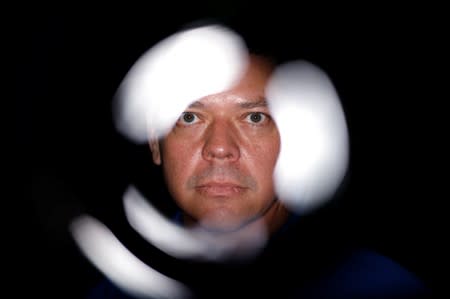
202, 120, 240, 162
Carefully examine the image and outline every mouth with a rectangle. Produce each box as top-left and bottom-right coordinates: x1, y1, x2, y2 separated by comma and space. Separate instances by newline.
195, 182, 247, 197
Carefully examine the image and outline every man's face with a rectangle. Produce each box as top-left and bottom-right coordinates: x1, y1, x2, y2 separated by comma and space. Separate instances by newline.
151, 56, 282, 232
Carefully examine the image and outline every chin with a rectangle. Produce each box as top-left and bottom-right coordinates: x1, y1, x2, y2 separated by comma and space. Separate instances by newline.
196, 213, 249, 234
193, 213, 270, 257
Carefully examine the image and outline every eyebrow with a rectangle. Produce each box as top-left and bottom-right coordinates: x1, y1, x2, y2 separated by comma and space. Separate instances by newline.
187, 101, 205, 108
239, 99, 268, 109
187, 98, 268, 109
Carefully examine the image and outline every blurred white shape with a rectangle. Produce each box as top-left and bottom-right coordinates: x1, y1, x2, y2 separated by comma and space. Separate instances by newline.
70, 215, 190, 299
124, 185, 268, 262
123, 186, 207, 258
114, 24, 248, 143
267, 60, 349, 213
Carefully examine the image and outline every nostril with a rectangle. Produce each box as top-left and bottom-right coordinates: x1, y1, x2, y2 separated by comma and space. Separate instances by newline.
203, 141, 238, 160
202, 125, 240, 161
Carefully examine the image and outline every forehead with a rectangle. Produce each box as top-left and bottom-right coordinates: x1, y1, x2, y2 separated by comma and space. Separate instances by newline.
230, 54, 274, 93
192, 55, 274, 107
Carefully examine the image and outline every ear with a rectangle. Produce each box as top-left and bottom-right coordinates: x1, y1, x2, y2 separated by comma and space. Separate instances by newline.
149, 139, 161, 165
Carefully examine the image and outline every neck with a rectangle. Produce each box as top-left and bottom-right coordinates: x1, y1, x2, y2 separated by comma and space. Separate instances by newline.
181, 201, 291, 258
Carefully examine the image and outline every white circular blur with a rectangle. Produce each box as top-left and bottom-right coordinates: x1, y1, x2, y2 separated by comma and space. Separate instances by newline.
70, 215, 190, 299
114, 24, 248, 143
123, 185, 268, 262
267, 60, 349, 213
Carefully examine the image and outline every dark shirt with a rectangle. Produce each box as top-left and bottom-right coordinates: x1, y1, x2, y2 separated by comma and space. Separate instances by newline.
86, 214, 431, 299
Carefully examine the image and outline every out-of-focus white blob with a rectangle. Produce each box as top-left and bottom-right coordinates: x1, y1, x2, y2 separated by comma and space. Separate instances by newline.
123, 185, 268, 262
114, 24, 248, 143
267, 61, 349, 213
123, 186, 207, 258
70, 215, 191, 299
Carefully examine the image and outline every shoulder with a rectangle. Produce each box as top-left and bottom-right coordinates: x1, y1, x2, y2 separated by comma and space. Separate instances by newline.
297, 248, 431, 299
86, 279, 135, 299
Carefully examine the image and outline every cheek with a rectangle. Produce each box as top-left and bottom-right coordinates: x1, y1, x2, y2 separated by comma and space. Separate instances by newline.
248, 136, 280, 190
161, 138, 200, 186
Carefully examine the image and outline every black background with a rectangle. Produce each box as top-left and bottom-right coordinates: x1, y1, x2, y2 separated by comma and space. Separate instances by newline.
18, 3, 444, 298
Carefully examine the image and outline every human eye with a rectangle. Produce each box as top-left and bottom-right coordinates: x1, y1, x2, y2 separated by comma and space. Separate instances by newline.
244, 112, 269, 124
177, 111, 200, 126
